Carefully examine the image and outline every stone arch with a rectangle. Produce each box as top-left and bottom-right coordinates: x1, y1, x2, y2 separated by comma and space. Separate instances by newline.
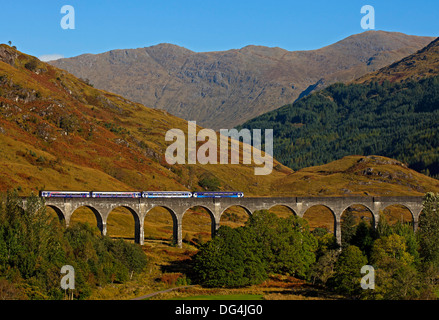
267, 204, 297, 217
45, 204, 66, 226
220, 205, 252, 217
182, 205, 216, 244
219, 205, 252, 229
340, 203, 376, 227
381, 204, 415, 226
105, 205, 142, 243
69, 205, 105, 236
144, 205, 179, 245
302, 204, 337, 231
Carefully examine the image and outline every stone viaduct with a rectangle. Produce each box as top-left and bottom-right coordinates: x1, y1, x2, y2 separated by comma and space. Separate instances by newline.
27, 196, 424, 248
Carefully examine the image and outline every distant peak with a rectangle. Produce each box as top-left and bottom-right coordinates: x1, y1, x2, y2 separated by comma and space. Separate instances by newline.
146, 43, 194, 53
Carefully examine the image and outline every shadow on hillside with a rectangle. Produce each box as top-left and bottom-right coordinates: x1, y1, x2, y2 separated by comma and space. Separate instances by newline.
266, 284, 346, 300
159, 250, 196, 276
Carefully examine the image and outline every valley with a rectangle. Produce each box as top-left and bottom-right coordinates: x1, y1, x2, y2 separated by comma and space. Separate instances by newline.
1, 29, 439, 302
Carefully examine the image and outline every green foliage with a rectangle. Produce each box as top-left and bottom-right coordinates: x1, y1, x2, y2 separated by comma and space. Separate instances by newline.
417, 192, 439, 270
309, 249, 339, 286
193, 226, 266, 288
0, 191, 148, 299
239, 76, 439, 175
24, 59, 38, 72
192, 194, 439, 299
329, 245, 368, 297
341, 213, 357, 249
368, 234, 421, 300
193, 210, 317, 288
245, 211, 318, 277
198, 173, 221, 191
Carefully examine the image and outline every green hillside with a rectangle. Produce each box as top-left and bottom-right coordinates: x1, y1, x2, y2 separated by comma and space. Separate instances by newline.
239, 59, 439, 177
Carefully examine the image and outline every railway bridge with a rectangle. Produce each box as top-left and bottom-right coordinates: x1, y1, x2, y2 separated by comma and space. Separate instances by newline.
31, 196, 424, 247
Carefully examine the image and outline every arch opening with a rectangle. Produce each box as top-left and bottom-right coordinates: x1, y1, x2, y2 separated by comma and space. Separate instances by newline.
106, 206, 140, 242
267, 205, 296, 219
302, 205, 336, 234
340, 204, 376, 250
182, 206, 215, 246
381, 204, 414, 226
45, 205, 66, 227
69, 206, 104, 236
143, 206, 177, 246
220, 205, 251, 229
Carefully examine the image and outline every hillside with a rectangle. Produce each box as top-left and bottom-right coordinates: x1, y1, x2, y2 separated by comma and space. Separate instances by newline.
1, 44, 438, 201
355, 37, 439, 84
49, 31, 434, 129
239, 36, 439, 177
0, 44, 291, 196
274, 155, 439, 197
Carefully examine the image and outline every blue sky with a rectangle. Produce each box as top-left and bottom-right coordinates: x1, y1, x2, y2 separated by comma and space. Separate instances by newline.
1, 0, 438, 61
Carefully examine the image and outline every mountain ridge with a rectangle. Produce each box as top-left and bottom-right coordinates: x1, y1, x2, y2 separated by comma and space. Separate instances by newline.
238, 35, 439, 177
50, 31, 435, 129
355, 36, 439, 84
1, 44, 438, 197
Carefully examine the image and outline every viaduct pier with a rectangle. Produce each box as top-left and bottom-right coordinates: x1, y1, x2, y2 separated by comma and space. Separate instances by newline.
32, 196, 425, 247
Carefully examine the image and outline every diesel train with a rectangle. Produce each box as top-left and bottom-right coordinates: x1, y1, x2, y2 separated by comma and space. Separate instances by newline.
39, 191, 244, 198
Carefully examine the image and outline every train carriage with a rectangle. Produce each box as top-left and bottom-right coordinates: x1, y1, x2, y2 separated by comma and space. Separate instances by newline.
142, 191, 192, 198
91, 191, 142, 198
192, 191, 244, 198
40, 191, 91, 198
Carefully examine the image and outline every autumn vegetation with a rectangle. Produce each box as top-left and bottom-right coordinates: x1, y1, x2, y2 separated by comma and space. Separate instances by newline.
190, 193, 439, 300
0, 191, 147, 299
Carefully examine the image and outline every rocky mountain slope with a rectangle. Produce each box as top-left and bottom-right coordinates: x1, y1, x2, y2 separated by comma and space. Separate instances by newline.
1, 44, 438, 197
239, 36, 439, 176
50, 31, 434, 129
0, 44, 291, 196
355, 37, 439, 84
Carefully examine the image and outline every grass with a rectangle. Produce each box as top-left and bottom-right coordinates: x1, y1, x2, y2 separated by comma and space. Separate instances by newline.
170, 294, 264, 300
67, 200, 414, 300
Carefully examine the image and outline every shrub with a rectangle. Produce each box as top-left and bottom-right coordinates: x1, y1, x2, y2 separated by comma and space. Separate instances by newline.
0, 191, 148, 299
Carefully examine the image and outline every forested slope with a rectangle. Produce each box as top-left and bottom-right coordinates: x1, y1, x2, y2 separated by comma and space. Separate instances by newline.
240, 67, 439, 176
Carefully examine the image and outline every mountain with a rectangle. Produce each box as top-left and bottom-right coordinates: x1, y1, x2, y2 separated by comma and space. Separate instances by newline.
0, 44, 291, 196
1, 44, 438, 199
355, 37, 439, 84
238, 37, 439, 177
49, 31, 435, 129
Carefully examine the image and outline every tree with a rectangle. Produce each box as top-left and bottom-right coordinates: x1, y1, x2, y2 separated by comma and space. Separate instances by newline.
350, 221, 376, 258
245, 210, 317, 278
0, 191, 148, 299
192, 226, 265, 287
417, 192, 439, 271
312, 227, 339, 259
192, 210, 318, 287
309, 250, 339, 285
329, 245, 368, 297
368, 234, 420, 299
341, 212, 357, 249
